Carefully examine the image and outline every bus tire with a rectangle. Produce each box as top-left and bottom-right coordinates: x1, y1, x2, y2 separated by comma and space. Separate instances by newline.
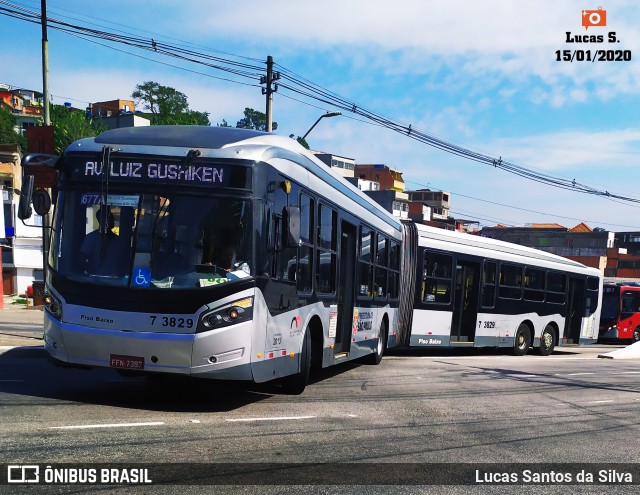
281, 329, 311, 395
538, 325, 556, 356
634, 327, 640, 343
513, 324, 531, 356
364, 320, 387, 365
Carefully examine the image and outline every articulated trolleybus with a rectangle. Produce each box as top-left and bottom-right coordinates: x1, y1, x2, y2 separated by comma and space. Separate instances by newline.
24, 126, 404, 394
396, 223, 602, 355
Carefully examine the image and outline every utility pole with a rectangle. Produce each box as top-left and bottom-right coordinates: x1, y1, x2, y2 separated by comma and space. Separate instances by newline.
261, 56, 280, 132
40, 0, 51, 283
41, 0, 50, 126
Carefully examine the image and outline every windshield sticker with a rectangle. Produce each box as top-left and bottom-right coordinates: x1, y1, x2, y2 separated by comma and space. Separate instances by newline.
199, 278, 229, 287
84, 161, 224, 184
81, 193, 139, 207
132, 267, 151, 287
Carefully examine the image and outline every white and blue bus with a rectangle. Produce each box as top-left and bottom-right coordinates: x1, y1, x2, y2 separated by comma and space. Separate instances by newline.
395, 222, 602, 355
24, 126, 403, 394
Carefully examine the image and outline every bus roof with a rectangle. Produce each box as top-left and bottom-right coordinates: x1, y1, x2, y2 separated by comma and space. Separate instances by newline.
414, 223, 599, 274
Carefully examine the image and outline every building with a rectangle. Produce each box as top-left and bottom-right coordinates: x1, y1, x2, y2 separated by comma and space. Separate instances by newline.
350, 164, 409, 218
0, 84, 43, 135
354, 164, 405, 192
406, 189, 450, 220
90, 99, 135, 117
0, 144, 43, 295
480, 222, 613, 272
89, 99, 150, 129
312, 152, 356, 178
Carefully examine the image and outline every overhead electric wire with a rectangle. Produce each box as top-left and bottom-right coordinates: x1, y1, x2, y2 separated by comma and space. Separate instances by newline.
3, 0, 640, 208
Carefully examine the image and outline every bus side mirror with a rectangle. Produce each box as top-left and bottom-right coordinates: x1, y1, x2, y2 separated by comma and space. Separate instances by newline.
17, 174, 34, 220
285, 206, 301, 247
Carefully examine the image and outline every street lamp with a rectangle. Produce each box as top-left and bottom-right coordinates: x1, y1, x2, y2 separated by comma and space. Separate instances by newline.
301, 111, 341, 140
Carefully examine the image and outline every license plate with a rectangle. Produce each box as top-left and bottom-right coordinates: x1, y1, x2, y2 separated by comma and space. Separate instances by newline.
110, 354, 144, 370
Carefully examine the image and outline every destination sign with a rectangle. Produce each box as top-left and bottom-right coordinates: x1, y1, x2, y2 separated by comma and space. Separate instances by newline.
66, 157, 251, 189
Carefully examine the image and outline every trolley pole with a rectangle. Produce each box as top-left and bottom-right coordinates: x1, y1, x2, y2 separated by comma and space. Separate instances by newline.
261, 56, 280, 132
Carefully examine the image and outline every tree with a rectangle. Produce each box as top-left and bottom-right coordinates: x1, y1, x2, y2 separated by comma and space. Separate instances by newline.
236, 107, 277, 131
149, 110, 210, 126
132, 81, 189, 115
289, 134, 310, 149
51, 104, 106, 154
132, 81, 210, 125
0, 104, 27, 149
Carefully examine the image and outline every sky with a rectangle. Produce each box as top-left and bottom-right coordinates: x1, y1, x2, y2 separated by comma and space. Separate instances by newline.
2, 0, 640, 231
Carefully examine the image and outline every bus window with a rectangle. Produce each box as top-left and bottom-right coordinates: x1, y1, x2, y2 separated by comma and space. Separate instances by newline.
481, 261, 497, 308
524, 267, 545, 302
316, 204, 337, 294
546, 272, 567, 304
499, 263, 523, 300
358, 227, 374, 297
387, 240, 400, 300
374, 235, 388, 299
422, 252, 452, 304
296, 193, 314, 293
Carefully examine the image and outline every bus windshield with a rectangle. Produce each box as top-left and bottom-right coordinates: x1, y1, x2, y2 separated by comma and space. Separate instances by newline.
600, 290, 620, 319
50, 189, 252, 289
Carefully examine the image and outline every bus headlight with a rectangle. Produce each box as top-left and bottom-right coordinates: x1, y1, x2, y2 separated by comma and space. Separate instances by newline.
43, 291, 63, 320
197, 298, 253, 333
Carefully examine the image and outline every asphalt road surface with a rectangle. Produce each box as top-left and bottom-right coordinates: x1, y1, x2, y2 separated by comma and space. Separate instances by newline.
1, 334, 639, 494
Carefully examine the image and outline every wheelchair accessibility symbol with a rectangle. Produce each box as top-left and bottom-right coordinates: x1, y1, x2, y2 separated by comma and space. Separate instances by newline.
133, 267, 151, 287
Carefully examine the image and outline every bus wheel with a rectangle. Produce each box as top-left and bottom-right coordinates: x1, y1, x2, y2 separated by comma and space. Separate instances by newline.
538, 325, 556, 356
364, 320, 387, 365
513, 324, 531, 356
634, 327, 640, 343
281, 329, 311, 395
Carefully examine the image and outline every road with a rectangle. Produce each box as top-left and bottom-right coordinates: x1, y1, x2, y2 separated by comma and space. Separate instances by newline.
1, 317, 639, 495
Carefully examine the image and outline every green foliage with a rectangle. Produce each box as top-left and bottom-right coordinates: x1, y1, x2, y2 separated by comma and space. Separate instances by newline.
51, 104, 106, 154
149, 110, 210, 126
236, 107, 277, 131
132, 81, 210, 125
289, 134, 310, 149
0, 104, 27, 149
217, 119, 231, 127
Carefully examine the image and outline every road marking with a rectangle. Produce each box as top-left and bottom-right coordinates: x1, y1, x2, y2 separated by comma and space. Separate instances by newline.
564, 372, 595, 376
586, 400, 614, 404
50, 422, 164, 430
225, 416, 316, 423
610, 371, 640, 375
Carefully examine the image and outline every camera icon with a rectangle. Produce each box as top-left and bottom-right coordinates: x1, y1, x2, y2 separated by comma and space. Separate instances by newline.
7, 465, 40, 483
582, 7, 606, 30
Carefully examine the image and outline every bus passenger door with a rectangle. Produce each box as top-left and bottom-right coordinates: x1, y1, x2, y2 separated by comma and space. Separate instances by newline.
451, 261, 480, 343
335, 222, 357, 354
565, 278, 585, 344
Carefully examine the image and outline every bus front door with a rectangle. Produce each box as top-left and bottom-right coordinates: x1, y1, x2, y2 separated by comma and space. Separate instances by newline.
335, 221, 357, 354
451, 261, 480, 343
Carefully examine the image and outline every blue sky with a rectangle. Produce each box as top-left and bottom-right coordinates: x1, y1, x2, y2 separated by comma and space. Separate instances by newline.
2, 0, 640, 231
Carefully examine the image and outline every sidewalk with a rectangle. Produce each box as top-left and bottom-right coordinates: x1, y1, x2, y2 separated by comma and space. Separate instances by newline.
0, 295, 45, 348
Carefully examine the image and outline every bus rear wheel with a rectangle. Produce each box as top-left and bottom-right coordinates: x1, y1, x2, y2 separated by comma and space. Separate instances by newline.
513, 324, 531, 356
634, 327, 640, 343
281, 329, 311, 395
538, 325, 556, 356
364, 320, 387, 365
